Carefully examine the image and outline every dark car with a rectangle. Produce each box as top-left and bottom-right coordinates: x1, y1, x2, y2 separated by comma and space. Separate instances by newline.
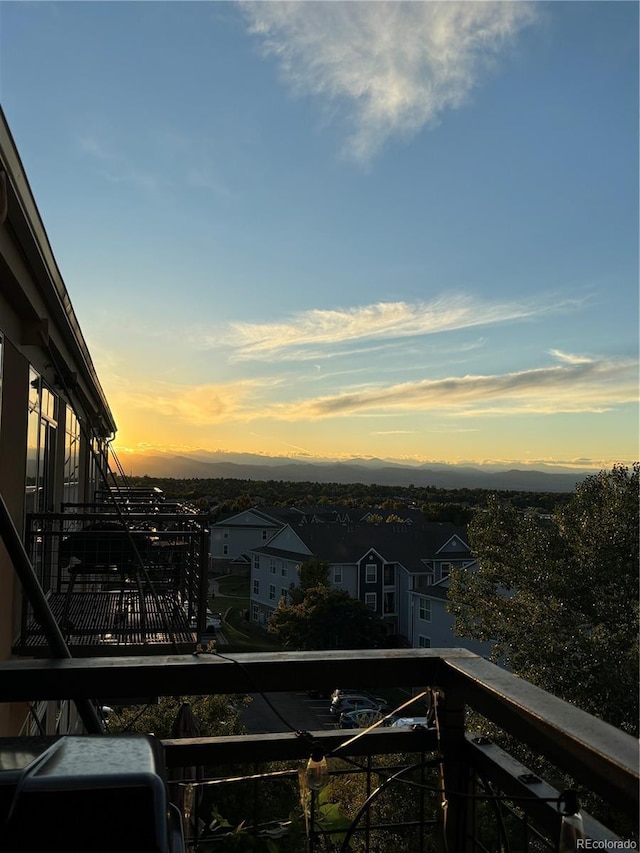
330, 688, 386, 706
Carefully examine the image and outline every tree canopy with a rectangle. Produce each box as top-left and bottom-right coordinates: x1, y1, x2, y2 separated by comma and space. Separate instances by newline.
448, 464, 639, 735
268, 560, 387, 650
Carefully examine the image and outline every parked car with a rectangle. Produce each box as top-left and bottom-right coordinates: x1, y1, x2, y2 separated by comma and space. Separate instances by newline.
330, 695, 391, 717
203, 612, 222, 633
330, 688, 386, 707
390, 716, 430, 728
338, 708, 397, 729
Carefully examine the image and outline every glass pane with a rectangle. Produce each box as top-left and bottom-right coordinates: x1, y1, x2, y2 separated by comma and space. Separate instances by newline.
63, 405, 81, 505
41, 386, 57, 422
25, 409, 40, 515
29, 367, 39, 412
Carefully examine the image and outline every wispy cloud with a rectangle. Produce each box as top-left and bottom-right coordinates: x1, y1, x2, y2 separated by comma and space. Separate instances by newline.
242, 1, 536, 162
105, 378, 266, 426
224, 295, 580, 362
548, 348, 594, 365
263, 353, 638, 419
76, 131, 169, 194
76, 124, 231, 197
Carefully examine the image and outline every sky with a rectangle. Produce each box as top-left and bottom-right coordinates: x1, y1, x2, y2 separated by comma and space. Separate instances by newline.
1, 1, 638, 470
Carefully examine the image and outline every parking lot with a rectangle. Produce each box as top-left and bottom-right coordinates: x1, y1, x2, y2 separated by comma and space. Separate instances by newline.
240, 691, 339, 734
240, 689, 419, 735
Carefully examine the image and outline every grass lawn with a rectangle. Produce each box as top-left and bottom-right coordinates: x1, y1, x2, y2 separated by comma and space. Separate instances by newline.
214, 574, 249, 597
221, 607, 282, 653
208, 573, 249, 617
210, 574, 281, 652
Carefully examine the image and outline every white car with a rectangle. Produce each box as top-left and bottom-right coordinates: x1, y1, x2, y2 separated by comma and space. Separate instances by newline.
390, 716, 430, 728
330, 695, 391, 717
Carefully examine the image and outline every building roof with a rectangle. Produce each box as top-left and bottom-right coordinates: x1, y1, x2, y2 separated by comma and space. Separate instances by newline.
254, 521, 471, 572
0, 107, 116, 435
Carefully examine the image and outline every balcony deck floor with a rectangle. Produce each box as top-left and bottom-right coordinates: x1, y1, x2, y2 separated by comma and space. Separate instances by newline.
14, 591, 197, 656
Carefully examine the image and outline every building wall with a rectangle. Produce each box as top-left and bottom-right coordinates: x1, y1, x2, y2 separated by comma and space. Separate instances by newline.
357, 549, 384, 617
408, 589, 492, 656
0, 109, 116, 736
211, 511, 282, 561
330, 562, 357, 596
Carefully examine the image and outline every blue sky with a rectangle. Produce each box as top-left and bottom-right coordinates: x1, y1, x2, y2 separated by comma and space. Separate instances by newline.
2, 1, 637, 469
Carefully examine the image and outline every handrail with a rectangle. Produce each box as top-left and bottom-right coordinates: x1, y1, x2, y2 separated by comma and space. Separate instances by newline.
443, 654, 638, 814
0, 494, 103, 734
0, 648, 636, 817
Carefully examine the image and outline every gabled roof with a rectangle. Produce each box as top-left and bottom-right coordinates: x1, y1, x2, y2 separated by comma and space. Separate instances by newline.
436, 533, 471, 555
250, 525, 312, 561
415, 585, 449, 601
213, 508, 288, 528
215, 504, 432, 529
252, 545, 311, 561
251, 521, 471, 572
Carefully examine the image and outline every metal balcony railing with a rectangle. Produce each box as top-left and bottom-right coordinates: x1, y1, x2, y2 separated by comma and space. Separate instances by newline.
0, 649, 637, 852
14, 502, 210, 655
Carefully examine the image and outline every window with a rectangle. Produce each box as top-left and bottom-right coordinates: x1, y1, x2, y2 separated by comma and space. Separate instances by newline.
262, 529, 268, 540
419, 599, 431, 622
223, 530, 229, 539
418, 635, 431, 649
253, 555, 260, 571
222, 544, 229, 556
281, 565, 288, 577
26, 368, 58, 517
88, 435, 107, 501
253, 579, 260, 596
63, 405, 80, 505
441, 562, 451, 579
383, 591, 395, 614
269, 559, 276, 574
280, 588, 288, 602
383, 564, 395, 586
269, 584, 276, 601
252, 604, 259, 622
333, 566, 342, 584
365, 592, 377, 611
365, 564, 377, 584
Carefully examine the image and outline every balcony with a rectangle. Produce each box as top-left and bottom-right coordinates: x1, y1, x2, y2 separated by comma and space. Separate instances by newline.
13, 490, 210, 656
0, 649, 637, 852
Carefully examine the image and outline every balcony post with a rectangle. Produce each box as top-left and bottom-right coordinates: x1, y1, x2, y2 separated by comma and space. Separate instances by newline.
435, 685, 473, 853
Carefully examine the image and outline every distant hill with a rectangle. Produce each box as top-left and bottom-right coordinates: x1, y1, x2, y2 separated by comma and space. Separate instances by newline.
116, 451, 592, 492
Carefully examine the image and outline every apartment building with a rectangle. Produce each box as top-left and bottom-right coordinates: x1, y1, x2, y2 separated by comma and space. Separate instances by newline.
0, 110, 207, 737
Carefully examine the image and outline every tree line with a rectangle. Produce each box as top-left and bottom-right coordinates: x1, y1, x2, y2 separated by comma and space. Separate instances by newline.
116, 474, 571, 518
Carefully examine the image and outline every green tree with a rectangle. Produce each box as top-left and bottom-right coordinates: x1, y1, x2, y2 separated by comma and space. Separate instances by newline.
268, 585, 387, 651
448, 464, 639, 734
108, 694, 249, 738
291, 558, 330, 602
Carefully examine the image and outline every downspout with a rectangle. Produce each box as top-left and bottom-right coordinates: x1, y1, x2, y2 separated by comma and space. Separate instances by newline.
0, 492, 103, 734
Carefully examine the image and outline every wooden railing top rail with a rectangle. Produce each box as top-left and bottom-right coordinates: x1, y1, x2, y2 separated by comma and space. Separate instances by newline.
0, 649, 636, 813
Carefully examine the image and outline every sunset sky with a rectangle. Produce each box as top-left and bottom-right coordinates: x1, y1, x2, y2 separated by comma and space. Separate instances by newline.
2, 1, 637, 469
